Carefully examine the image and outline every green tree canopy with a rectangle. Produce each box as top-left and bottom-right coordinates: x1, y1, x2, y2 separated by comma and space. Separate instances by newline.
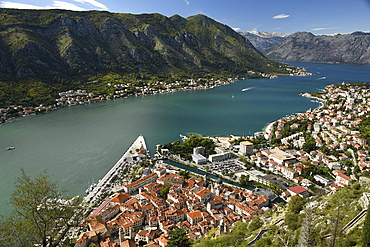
0, 169, 83, 247
362, 204, 370, 246
167, 227, 192, 247
159, 182, 171, 198
288, 196, 306, 214
162, 136, 216, 160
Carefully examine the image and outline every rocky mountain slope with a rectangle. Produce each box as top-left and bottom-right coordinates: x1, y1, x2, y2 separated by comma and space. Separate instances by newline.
0, 9, 287, 81
238, 30, 288, 51
263, 31, 370, 65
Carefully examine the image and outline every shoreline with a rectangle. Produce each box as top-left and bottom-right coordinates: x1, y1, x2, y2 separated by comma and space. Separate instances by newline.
0, 77, 240, 125
262, 91, 325, 136
263, 121, 276, 135
83, 135, 148, 204
1, 67, 311, 125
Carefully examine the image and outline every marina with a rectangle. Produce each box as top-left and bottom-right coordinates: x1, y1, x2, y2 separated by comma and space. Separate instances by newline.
84, 135, 148, 204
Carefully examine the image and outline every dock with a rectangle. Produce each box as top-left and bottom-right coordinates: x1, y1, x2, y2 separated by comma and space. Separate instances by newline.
84, 135, 148, 204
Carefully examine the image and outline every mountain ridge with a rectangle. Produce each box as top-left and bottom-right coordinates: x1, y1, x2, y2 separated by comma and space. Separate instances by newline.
0, 9, 288, 81
263, 31, 370, 65
238, 30, 288, 51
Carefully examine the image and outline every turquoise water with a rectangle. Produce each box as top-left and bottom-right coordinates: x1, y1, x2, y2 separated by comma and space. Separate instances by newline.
0, 61, 369, 216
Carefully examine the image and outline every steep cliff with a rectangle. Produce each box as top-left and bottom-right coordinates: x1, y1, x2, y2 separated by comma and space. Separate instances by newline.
238, 30, 288, 51
0, 9, 286, 80
263, 31, 370, 65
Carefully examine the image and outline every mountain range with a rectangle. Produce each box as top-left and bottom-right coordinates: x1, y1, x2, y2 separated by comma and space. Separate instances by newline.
0, 9, 287, 81
238, 30, 288, 51
263, 31, 370, 65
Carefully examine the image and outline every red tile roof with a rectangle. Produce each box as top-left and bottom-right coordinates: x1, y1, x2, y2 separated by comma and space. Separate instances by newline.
288, 186, 308, 195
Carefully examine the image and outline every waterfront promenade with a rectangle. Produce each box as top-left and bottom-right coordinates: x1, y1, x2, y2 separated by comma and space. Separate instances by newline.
83, 135, 148, 204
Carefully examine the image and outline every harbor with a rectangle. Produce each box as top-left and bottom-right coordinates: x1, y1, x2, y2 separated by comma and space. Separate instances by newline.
83, 135, 148, 204
2, 61, 369, 217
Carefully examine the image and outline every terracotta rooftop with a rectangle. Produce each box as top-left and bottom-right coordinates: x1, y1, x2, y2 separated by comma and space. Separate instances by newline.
288, 186, 308, 194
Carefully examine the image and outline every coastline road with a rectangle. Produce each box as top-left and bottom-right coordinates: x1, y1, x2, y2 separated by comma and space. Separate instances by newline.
83, 135, 147, 204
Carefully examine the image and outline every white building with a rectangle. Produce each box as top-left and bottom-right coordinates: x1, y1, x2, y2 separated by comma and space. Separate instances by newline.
192, 153, 207, 165
313, 174, 332, 186
239, 141, 254, 155
208, 152, 232, 163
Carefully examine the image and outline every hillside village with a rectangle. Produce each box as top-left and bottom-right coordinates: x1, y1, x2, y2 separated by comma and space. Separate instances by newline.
71, 82, 370, 247
252, 83, 370, 191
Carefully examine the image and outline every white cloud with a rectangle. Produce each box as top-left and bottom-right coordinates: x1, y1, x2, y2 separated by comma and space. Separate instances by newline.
272, 14, 290, 19
0, 0, 108, 11
73, 0, 108, 10
311, 27, 336, 31
0, 1, 46, 9
184, 0, 190, 5
52, 1, 86, 11
232, 27, 241, 31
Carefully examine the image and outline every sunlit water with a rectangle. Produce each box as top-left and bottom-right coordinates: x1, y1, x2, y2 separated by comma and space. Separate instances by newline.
1, 61, 369, 216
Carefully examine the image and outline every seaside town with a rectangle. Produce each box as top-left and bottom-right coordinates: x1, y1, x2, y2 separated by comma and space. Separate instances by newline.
0, 66, 311, 124
0, 77, 237, 123
68, 82, 370, 247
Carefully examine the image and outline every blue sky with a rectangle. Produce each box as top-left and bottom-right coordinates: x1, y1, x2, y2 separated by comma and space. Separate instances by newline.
0, 0, 369, 35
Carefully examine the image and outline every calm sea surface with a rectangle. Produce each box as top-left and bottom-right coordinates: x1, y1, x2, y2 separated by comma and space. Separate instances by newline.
0, 61, 369, 216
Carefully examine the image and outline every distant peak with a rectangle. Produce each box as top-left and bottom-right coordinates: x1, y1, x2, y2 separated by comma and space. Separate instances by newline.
239, 30, 288, 38
351, 31, 370, 35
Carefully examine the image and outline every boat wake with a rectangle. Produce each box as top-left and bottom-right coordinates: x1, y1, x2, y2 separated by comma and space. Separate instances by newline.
241, 87, 255, 92
316, 76, 326, 80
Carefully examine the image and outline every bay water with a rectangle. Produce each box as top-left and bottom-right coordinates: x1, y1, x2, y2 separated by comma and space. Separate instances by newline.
1, 61, 369, 216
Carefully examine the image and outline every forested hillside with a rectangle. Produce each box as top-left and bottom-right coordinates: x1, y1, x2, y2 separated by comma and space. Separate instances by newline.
0, 8, 292, 108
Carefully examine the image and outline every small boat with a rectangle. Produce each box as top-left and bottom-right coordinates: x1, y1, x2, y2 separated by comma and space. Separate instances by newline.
6, 142, 15, 150
241, 87, 254, 92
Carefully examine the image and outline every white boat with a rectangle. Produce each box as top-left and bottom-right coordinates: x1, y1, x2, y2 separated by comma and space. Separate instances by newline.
6, 142, 15, 150
241, 87, 255, 92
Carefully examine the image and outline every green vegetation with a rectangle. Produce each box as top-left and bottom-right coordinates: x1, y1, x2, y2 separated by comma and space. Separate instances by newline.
363, 204, 370, 246
239, 174, 249, 186
178, 170, 191, 179
159, 182, 171, 198
193, 182, 369, 247
193, 221, 251, 247
0, 169, 83, 247
355, 115, 370, 144
0, 8, 297, 109
167, 227, 192, 247
161, 136, 215, 160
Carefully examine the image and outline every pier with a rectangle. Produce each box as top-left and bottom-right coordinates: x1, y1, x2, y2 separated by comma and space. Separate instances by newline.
83, 135, 148, 204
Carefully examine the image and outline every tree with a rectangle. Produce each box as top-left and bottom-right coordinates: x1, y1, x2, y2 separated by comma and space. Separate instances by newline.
0, 169, 83, 247
330, 206, 341, 247
167, 227, 191, 247
178, 170, 190, 179
248, 217, 263, 231
239, 174, 249, 186
288, 196, 306, 214
362, 204, 370, 246
285, 212, 301, 230
298, 205, 314, 247
159, 183, 171, 198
